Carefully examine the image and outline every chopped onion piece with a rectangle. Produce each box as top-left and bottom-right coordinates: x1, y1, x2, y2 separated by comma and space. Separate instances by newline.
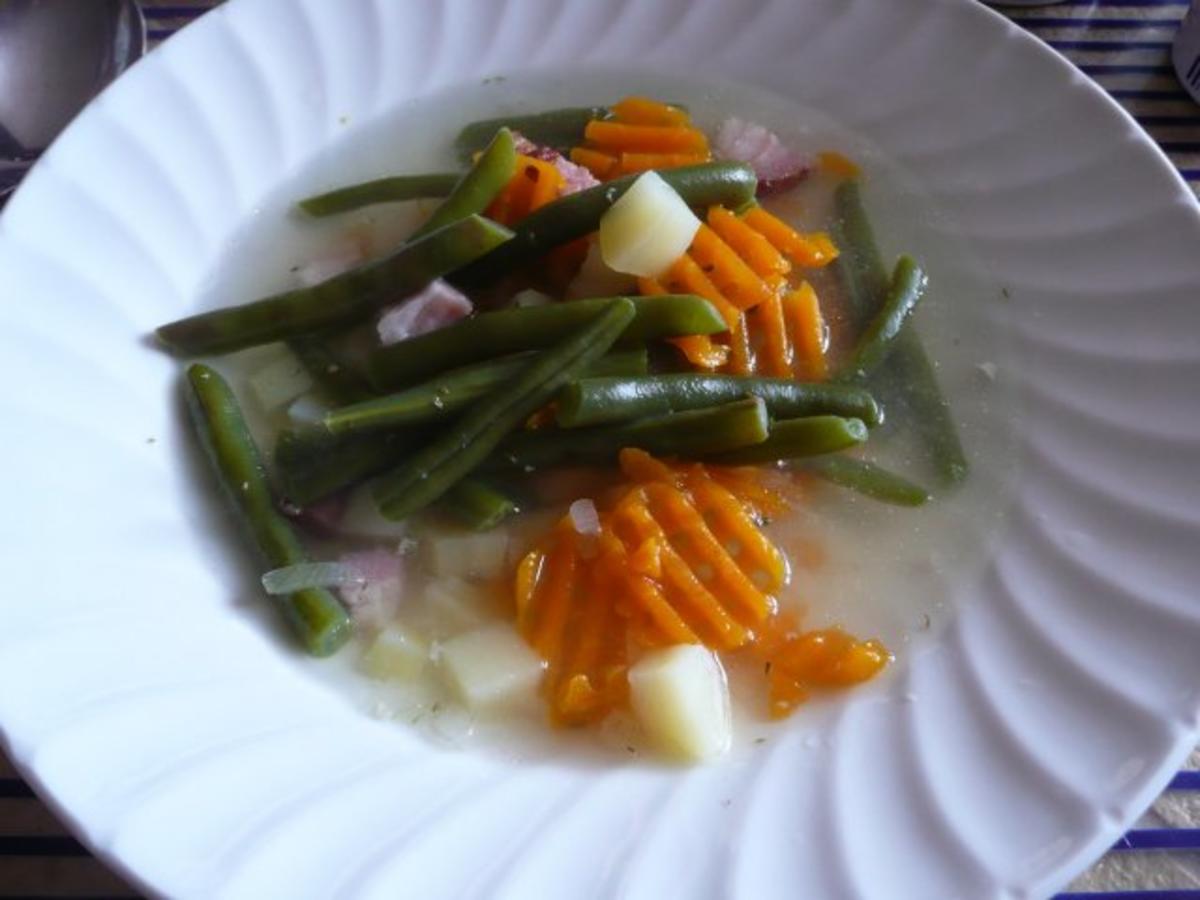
286, 394, 329, 427
261, 561, 362, 595
568, 498, 601, 536
599, 171, 700, 278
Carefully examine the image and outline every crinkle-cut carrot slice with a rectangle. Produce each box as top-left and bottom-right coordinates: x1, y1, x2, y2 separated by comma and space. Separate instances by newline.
767, 670, 810, 719
514, 549, 545, 627
569, 146, 618, 179
683, 477, 786, 593
617, 151, 710, 174
818, 150, 861, 180
688, 224, 775, 311
702, 466, 787, 517
618, 447, 679, 485
664, 254, 740, 328
629, 536, 664, 579
642, 482, 772, 628
706, 206, 790, 279
584, 120, 710, 155
524, 527, 579, 666
749, 292, 792, 377
487, 155, 562, 225
638, 274, 730, 371
611, 96, 691, 127
610, 492, 747, 649
742, 206, 840, 268
727, 313, 754, 375
782, 281, 829, 381
526, 158, 564, 211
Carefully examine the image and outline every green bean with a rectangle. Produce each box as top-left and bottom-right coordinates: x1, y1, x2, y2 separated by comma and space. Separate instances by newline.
297, 173, 460, 217
287, 333, 375, 404
452, 163, 758, 290
374, 299, 637, 520
493, 397, 770, 470
367, 294, 724, 390
557, 374, 882, 429
838, 255, 927, 381
441, 478, 520, 530
411, 128, 517, 240
833, 182, 967, 485
804, 456, 931, 507
184, 364, 352, 656
454, 105, 609, 162
325, 348, 646, 438
156, 215, 513, 356
709, 416, 867, 465
274, 428, 415, 507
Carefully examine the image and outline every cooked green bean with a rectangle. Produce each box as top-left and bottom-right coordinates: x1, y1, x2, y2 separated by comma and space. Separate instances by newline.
297, 173, 460, 217
493, 397, 770, 470
557, 374, 881, 429
833, 182, 967, 485
287, 333, 375, 404
274, 428, 415, 507
709, 416, 867, 465
452, 163, 758, 290
367, 294, 724, 389
838, 255, 927, 381
442, 478, 520, 530
454, 105, 609, 162
184, 364, 352, 656
326, 348, 646, 437
411, 128, 517, 240
374, 299, 636, 520
156, 215, 513, 356
804, 456, 931, 507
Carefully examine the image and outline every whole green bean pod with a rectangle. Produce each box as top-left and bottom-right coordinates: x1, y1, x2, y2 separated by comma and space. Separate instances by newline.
297, 173, 460, 217
441, 478, 520, 530
454, 105, 609, 162
804, 456, 931, 507
367, 294, 724, 390
452, 163, 758, 290
287, 333, 375, 405
557, 374, 882, 429
492, 397, 770, 470
325, 348, 646, 438
833, 182, 967, 485
183, 364, 352, 656
708, 416, 867, 465
838, 255, 927, 381
374, 299, 637, 521
156, 215, 513, 356
274, 428, 416, 507
410, 128, 517, 240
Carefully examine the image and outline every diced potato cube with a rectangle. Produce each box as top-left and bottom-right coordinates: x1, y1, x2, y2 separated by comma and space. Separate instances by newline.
599, 171, 701, 278
246, 348, 314, 412
425, 531, 509, 581
362, 624, 429, 681
438, 625, 544, 711
628, 644, 732, 762
424, 577, 497, 638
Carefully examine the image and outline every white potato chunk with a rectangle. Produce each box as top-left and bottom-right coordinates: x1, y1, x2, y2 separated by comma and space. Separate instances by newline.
362, 623, 430, 681
424, 576, 497, 638
246, 348, 314, 412
424, 531, 509, 580
628, 644, 732, 762
438, 624, 544, 712
599, 171, 701, 278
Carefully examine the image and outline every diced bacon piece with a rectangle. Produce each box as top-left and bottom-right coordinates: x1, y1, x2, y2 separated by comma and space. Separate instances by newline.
339, 548, 405, 629
512, 130, 600, 196
376, 278, 472, 345
714, 117, 810, 194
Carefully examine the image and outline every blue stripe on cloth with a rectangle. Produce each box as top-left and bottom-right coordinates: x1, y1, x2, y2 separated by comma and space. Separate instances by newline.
1113, 829, 1200, 851
1056, 892, 1200, 900
1169, 771, 1200, 789
1135, 115, 1200, 126
1078, 64, 1177, 74
1109, 89, 1191, 99
1046, 40, 1174, 51
1012, 18, 1182, 30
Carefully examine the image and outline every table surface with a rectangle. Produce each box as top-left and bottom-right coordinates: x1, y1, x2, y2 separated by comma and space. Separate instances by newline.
1, 1, 1198, 897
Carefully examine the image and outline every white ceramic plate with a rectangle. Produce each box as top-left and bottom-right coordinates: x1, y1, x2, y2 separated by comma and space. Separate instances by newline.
2, 0, 1199, 897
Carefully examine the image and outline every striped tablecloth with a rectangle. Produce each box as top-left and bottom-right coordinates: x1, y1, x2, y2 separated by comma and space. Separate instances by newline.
1, 1, 1197, 897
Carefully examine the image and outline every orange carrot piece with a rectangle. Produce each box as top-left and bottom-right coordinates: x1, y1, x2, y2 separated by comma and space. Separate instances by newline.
514, 549, 545, 628
611, 96, 691, 127
525, 158, 563, 212
782, 282, 829, 381
665, 255, 740, 327
706, 206, 790, 279
726, 313, 754, 375
818, 150, 861, 180
742, 207, 840, 268
616, 151, 709, 174
584, 120, 710, 155
749, 292, 792, 377
636, 276, 668, 297
637, 272, 730, 370
685, 478, 787, 593
618, 447, 678, 484
657, 546, 750, 650
569, 146, 618, 179
688, 224, 775, 311
526, 529, 578, 666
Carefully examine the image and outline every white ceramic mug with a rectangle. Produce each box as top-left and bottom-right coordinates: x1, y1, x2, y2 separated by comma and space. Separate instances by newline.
1174, 1, 1200, 103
